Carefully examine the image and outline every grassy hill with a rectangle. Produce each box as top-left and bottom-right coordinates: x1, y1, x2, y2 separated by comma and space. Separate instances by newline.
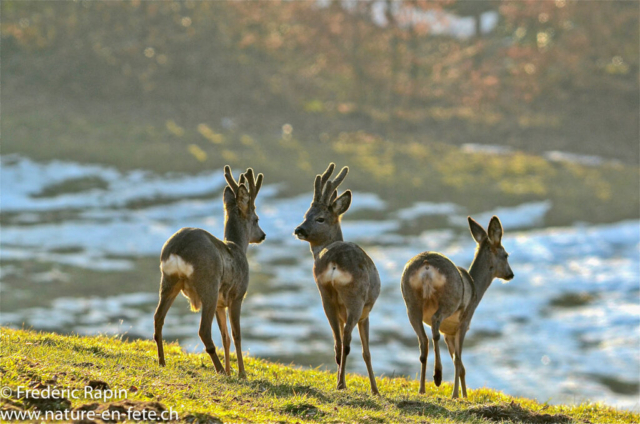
1, 328, 637, 423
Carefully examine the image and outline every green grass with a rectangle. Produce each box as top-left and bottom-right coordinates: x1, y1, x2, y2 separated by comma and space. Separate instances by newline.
1, 328, 637, 423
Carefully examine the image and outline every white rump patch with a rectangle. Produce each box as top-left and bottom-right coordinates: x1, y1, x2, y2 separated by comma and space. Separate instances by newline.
319, 262, 353, 287
409, 262, 447, 299
161, 254, 194, 278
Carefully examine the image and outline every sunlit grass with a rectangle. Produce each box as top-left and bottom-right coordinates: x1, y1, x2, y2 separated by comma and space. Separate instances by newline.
1, 328, 637, 423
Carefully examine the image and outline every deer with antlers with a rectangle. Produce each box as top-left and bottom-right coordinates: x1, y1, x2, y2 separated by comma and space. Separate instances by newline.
153, 166, 265, 378
401, 216, 514, 398
294, 163, 380, 395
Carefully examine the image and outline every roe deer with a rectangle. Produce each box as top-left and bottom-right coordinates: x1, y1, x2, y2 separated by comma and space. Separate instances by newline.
154, 166, 265, 378
294, 163, 380, 395
401, 216, 513, 398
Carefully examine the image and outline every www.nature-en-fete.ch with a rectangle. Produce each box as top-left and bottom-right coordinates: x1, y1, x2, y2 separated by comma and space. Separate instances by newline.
0, 407, 179, 421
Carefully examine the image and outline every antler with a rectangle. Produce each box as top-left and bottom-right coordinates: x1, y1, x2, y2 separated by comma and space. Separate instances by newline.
224, 165, 263, 208
244, 167, 263, 207
224, 165, 240, 195
313, 163, 335, 202
224, 165, 263, 207
313, 163, 348, 205
322, 166, 348, 204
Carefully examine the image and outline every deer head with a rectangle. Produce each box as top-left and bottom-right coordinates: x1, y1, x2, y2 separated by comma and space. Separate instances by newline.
294, 163, 351, 247
468, 215, 513, 281
223, 166, 266, 244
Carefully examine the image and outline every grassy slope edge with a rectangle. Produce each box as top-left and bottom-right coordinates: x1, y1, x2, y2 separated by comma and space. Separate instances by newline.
0, 328, 637, 423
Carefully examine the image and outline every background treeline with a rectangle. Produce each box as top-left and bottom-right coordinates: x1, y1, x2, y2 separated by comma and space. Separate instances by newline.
3, 0, 638, 159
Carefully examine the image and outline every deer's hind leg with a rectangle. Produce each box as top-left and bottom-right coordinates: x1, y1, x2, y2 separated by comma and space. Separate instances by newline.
154, 275, 181, 367
338, 311, 359, 391
403, 288, 429, 394
216, 307, 231, 375
197, 278, 225, 374
318, 286, 344, 374
430, 308, 446, 387
357, 317, 379, 395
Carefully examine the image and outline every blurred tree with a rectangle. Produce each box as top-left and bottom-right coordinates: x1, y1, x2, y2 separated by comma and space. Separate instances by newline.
2, 0, 637, 143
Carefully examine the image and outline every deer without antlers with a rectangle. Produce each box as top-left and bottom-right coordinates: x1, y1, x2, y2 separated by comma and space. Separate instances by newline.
154, 166, 266, 378
401, 216, 514, 398
294, 163, 380, 395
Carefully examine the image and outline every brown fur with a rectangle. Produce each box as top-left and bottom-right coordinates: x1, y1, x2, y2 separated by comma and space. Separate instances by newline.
295, 163, 380, 395
401, 216, 514, 398
153, 166, 266, 378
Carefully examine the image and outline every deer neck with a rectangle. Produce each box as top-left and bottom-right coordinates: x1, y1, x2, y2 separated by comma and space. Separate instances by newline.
310, 225, 344, 260
468, 243, 495, 305
223, 212, 249, 253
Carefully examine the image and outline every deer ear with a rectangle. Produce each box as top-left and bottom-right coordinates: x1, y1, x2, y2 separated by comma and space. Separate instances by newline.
236, 184, 251, 214
468, 216, 487, 244
223, 186, 236, 209
487, 215, 503, 245
331, 190, 351, 215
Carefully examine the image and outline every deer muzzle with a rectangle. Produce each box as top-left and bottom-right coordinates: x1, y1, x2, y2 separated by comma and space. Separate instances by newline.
294, 226, 308, 240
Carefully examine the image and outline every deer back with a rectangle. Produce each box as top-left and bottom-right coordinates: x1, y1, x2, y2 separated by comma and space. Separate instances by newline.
161, 228, 249, 294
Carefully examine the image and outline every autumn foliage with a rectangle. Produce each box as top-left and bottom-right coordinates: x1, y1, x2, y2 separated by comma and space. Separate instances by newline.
3, 1, 636, 106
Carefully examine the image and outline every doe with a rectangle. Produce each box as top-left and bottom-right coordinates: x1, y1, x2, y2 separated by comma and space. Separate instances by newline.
153, 166, 266, 378
294, 163, 380, 395
401, 216, 513, 398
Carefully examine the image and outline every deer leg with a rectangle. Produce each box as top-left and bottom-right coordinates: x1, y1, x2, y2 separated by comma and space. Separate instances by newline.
446, 333, 461, 399
431, 310, 444, 387
444, 334, 455, 360
228, 299, 246, 379
457, 324, 469, 398
337, 313, 359, 390
318, 287, 343, 371
357, 318, 379, 395
215, 307, 231, 375
406, 297, 428, 394
199, 297, 226, 374
153, 276, 180, 367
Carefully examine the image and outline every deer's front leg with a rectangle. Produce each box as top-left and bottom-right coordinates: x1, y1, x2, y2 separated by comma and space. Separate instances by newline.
215, 307, 231, 375
444, 334, 462, 398
457, 323, 470, 398
445, 334, 461, 398
228, 299, 246, 379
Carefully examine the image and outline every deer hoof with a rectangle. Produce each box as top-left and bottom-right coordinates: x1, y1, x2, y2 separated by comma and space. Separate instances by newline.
433, 370, 442, 387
